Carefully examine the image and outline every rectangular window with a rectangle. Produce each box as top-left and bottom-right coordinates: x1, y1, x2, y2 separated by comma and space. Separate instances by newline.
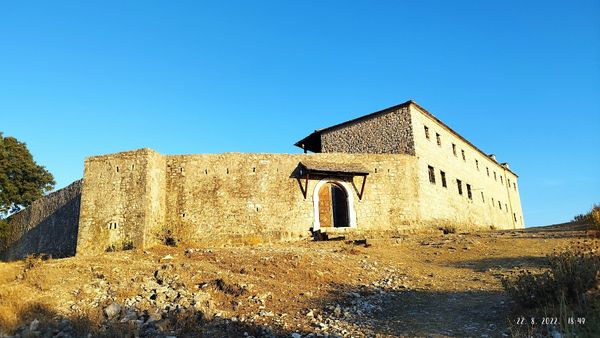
498, 201, 502, 209
500, 175, 503, 184
440, 170, 447, 188
481, 191, 485, 202
514, 213, 517, 222
466, 184, 472, 199
452, 143, 457, 156
494, 171, 497, 181
475, 159, 479, 170
486, 167, 490, 177
436, 133, 441, 146
505, 203, 508, 212
428, 165, 436, 184
461, 149, 466, 161
424, 125, 430, 139
492, 197, 495, 205
513, 182, 517, 191
508, 178, 511, 187
457, 179, 463, 195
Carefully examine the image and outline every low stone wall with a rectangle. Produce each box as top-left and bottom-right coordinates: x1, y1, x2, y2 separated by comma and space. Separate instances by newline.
0, 180, 82, 261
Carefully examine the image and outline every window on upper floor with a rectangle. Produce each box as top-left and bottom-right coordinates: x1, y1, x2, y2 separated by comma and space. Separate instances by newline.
452, 143, 457, 156
436, 133, 441, 146
500, 175, 503, 184
494, 171, 497, 181
505, 203, 508, 212
513, 182, 517, 191
424, 125, 430, 139
481, 191, 485, 202
457, 179, 463, 195
475, 159, 479, 171
514, 213, 517, 222
499, 200, 502, 209
461, 149, 466, 161
486, 167, 490, 177
440, 170, 447, 188
428, 165, 436, 184
466, 184, 472, 200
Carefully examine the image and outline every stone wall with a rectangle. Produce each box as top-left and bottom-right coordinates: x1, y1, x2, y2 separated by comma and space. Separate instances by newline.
77, 150, 422, 254
320, 106, 415, 155
76, 149, 157, 255
0, 180, 82, 261
409, 104, 524, 229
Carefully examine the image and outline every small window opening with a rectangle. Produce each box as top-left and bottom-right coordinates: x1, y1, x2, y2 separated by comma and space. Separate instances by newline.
492, 197, 495, 205
374, 168, 378, 173
131, 164, 134, 170
505, 203, 508, 212
486, 167, 490, 177
205, 169, 208, 174
428, 165, 436, 184
436, 133, 441, 146
475, 159, 479, 171
424, 125, 430, 139
457, 179, 463, 195
514, 213, 517, 222
452, 143, 457, 156
182, 213, 186, 218
493, 172, 497, 181
500, 175, 503, 184
226, 168, 229, 174
252, 167, 256, 173
461, 150, 466, 161
116, 166, 119, 173
466, 184, 472, 199
481, 191, 485, 202
180, 167, 183, 173
513, 182, 517, 191
440, 170, 447, 188
498, 201, 502, 209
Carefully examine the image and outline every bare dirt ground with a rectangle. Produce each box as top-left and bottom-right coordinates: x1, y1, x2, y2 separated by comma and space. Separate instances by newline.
0, 223, 598, 337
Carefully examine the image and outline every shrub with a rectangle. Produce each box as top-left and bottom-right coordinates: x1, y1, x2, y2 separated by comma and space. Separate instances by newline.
156, 228, 178, 247
0, 219, 10, 239
502, 245, 600, 309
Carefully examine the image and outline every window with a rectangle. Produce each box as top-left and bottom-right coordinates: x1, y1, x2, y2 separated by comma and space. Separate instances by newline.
440, 170, 447, 188
505, 203, 508, 212
428, 165, 436, 184
508, 178, 511, 187
481, 191, 485, 202
486, 167, 490, 177
436, 133, 441, 146
461, 149, 466, 161
498, 201, 502, 209
475, 159, 479, 171
492, 197, 495, 205
514, 213, 517, 222
466, 184, 472, 199
452, 143, 457, 156
500, 175, 503, 184
424, 125, 430, 139
513, 182, 517, 191
494, 171, 497, 181
457, 179, 463, 195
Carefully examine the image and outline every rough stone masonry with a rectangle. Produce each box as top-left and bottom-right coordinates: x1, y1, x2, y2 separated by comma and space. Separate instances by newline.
0, 100, 524, 259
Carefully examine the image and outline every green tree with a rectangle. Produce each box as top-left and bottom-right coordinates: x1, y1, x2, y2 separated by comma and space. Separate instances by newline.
0, 132, 55, 217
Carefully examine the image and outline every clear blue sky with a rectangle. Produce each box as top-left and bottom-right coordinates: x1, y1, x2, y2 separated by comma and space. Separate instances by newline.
1, 1, 598, 227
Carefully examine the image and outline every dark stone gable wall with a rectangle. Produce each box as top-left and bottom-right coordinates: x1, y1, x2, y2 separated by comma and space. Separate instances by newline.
320, 106, 415, 155
0, 180, 82, 261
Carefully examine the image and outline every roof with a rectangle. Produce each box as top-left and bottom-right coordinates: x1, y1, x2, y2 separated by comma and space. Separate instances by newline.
299, 161, 369, 176
294, 100, 517, 177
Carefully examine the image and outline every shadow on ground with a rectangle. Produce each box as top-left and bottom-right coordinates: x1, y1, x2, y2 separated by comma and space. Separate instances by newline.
448, 255, 549, 272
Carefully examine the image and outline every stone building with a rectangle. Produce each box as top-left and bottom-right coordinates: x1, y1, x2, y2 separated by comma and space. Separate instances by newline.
1, 100, 524, 259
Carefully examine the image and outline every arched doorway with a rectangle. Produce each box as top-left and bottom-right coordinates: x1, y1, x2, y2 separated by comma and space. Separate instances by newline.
317, 182, 350, 228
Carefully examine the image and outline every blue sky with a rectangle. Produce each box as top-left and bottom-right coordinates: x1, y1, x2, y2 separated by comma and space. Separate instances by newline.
0, 1, 598, 226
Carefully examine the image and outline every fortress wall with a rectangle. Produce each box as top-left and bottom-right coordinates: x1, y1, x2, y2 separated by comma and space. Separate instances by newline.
164, 153, 421, 244
320, 106, 415, 155
409, 105, 524, 229
76, 149, 158, 255
0, 180, 82, 261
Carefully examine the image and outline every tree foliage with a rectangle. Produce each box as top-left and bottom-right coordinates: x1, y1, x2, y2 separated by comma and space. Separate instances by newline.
0, 132, 55, 217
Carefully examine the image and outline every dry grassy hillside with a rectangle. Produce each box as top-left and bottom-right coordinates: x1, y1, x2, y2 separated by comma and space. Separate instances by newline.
0, 224, 598, 338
